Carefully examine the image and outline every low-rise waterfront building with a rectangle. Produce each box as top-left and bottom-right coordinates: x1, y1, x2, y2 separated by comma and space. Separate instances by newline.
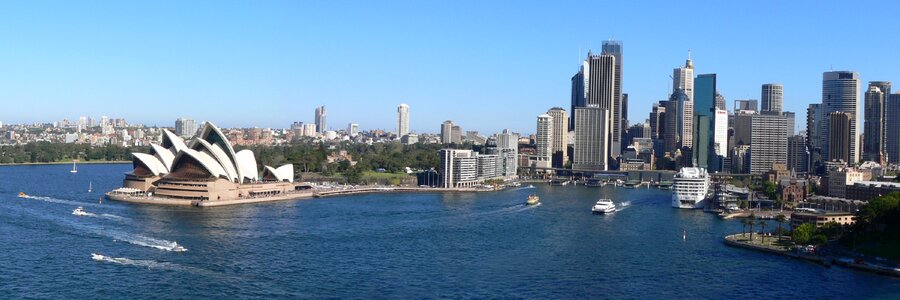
845, 180, 900, 201
790, 211, 856, 228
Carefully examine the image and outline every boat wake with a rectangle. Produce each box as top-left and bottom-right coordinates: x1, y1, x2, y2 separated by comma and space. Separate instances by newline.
517, 202, 541, 211
617, 201, 633, 211
21, 195, 107, 209
109, 232, 187, 252
92, 253, 183, 270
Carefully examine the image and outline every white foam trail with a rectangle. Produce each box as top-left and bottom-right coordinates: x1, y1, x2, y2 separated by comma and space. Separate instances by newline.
617, 201, 632, 211
517, 202, 541, 211
105, 231, 187, 252
22, 195, 106, 209
92, 253, 182, 270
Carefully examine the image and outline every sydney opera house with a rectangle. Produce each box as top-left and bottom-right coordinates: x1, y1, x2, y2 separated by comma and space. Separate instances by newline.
107, 122, 303, 206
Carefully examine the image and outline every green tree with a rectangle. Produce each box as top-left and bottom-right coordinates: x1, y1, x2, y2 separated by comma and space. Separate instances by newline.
775, 214, 787, 239
763, 181, 778, 199
760, 221, 768, 244
792, 223, 816, 245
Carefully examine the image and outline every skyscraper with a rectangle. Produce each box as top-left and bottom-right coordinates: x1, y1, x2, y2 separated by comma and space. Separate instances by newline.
863, 83, 888, 163
807, 103, 823, 173
570, 67, 585, 131
546, 107, 569, 168
761, 83, 784, 114
886, 93, 900, 164
315, 106, 327, 134
573, 107, 609, 171
827, 111, 852, 163
715, 92, 726, 110
397, 103, 410, 138
664, 90, 690, 153
498, 129, 519, 177
784, 111, 796, 136
820, 71, 861, 164
174, 118, 196, 137
584, 52, 617, 160
440, 120, 454, 144
673, 56, 694, 103
748, 114, 788, 174
693, 74, 717, 169
788, 134, 809, 174
602, 40, 624, 158
535, 114, 554, 169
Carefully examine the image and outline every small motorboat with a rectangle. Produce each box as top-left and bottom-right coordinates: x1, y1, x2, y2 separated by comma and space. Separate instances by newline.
592, 199, 616, 214
18, 192, 27, 198
526, 194, 540, 206
170, 242, 188, 252
72, 206, 89, 216
527, 184, 535, 189
88, 181, 92, 193
91, 253, 105, 261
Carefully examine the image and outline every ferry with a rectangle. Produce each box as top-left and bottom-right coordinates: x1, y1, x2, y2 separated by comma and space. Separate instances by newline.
526, 194, 540, 205
592, 199, 616, 214
671, 167, 711, 209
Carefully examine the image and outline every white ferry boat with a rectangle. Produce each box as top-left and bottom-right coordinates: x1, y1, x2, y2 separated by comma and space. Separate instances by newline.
671, 167, 710, 209
592, 199, 616, 214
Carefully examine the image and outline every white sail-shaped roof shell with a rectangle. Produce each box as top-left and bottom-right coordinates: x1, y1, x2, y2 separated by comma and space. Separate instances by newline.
170, 148, 228, 179
263, 164, 294, 182
190, 139, 239, 182
196, 122, 242, 180
161, 129, 188, 154
234, 150, 258, 183
133, 153, 168, 176
150, 144, 175, 172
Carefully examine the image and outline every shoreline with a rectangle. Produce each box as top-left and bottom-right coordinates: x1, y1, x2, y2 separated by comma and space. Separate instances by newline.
106, 186, 496, 207
724, 234, 900, 278
0, 161, 130, 166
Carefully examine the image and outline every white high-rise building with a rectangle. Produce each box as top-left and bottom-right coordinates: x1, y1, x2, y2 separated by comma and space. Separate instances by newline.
303, 124, 317, 137
347, 123, 359, 137
546, 107, 569, 166
573, 107, 609, 171
534, 114, 554, 169
673, 56, 695, 103
397, 103, 409, 137
498, 129, 519, 178
761, 83, 784, 113
713, 109, 728, 156
175, 118, 196, 137
439, 149, 478, 188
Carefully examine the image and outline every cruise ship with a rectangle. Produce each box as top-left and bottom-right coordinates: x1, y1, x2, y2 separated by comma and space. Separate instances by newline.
671, 167, 711, 209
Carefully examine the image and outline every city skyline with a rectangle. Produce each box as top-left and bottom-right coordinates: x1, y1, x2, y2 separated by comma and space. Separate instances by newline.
2, 1, 899, 134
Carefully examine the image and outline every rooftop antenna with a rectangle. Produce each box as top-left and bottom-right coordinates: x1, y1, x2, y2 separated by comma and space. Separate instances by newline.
688, 50, 692, 60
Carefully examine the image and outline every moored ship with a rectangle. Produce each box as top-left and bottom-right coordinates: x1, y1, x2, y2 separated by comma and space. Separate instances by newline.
671, 167, 710, 209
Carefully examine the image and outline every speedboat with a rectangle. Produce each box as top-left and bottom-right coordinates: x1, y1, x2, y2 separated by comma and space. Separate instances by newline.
526, 194, 540, 206
91, 253, 105, 261
18, 192, 27, 198
72, 206, 89, 216
527, 184, 535, 188
592, 199, 616, 214
170, 242, 187, 252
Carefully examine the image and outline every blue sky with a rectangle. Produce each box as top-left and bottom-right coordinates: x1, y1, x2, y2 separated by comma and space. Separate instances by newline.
1, 1, 898, 134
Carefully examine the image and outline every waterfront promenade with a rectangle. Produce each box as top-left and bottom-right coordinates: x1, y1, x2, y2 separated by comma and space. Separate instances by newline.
107, 185, 495, 207
724, 233, 900, 278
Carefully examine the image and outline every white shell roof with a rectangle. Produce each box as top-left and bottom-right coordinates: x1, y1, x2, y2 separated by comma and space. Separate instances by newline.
133, 153, 168, 176
235, 149, 259, 182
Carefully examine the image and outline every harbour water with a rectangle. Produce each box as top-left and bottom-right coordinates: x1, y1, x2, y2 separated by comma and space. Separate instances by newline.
1, 164, 899, 298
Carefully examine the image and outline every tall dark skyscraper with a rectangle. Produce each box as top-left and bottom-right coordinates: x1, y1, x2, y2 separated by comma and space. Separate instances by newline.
583, 52, 616, 165
886, 93, 900, 164
863, 81, 890, 163
569, 67, 585, 131
693, 74, 717, 170
827, 111, 852, 163
602, 40, 623, 158
820, 71, 860, 164
807, 103, 824, 174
